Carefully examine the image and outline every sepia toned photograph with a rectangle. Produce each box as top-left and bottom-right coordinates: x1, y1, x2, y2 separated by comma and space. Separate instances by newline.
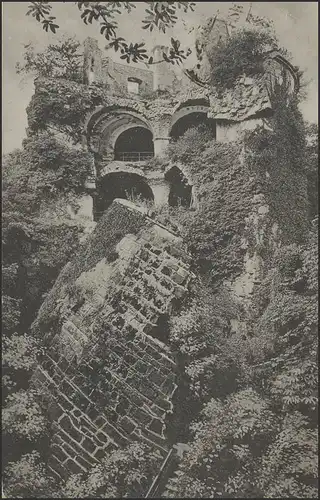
2, 2, 318, 498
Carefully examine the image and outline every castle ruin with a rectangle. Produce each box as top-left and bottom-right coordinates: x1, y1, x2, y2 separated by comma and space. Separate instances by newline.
29, 18, 304, 494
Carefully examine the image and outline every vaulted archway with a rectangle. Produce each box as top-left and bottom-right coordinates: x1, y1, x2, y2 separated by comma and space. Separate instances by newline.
114, 126, 154, 162
170, 101, 216, 141
170, 111, 216, 140
85, 107, 154, 167
94, 171, 154, 219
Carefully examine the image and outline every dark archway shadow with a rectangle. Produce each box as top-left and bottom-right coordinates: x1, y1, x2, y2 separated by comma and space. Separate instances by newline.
94, 172, 154, 220
165, 166, 192, 208
114, 126, 154, 162
170, 112, 216, 140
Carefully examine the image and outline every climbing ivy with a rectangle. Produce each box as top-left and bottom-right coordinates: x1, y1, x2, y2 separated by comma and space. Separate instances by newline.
243, 81, 309, 245
26, 78, 100, 143
162, 80, 317, 497
166, 126, 252, 286
206, 28, 279, 90
165, 226, 318, 498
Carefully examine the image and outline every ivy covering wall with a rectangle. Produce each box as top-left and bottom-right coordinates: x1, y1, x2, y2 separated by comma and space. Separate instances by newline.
2, 26, 318, 498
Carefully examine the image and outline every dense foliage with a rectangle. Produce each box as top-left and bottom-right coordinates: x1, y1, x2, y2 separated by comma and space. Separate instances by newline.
165, 226, 318, 498
206, 28, 278, 90
2, 135, 90, 338
160, 76, 318, 498
16, 37, 83, 82
2, 132, 92, 475
243, 83, 309, 245
164, 124, 252, 285
57, 442, 162, 498
2, 131, 94, 327
3, 5, 318, 497
3, 451, 57, 498
26, 79, 99, 142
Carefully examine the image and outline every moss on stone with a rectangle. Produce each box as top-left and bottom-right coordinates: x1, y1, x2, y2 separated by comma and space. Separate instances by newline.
32, 201, 147, 340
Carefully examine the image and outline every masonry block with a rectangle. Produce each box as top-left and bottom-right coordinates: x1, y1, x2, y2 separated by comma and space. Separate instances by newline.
82, 438, 97, 454
34, 201, 193, 477
120, 416, 136, 434
49, 456, 69, 479
64, 459, 84, 475
147, 418, 164, 436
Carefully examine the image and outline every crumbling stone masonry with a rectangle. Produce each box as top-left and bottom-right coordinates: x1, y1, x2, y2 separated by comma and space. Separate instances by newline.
27, 20, 303, 486
32, 200, 193, 481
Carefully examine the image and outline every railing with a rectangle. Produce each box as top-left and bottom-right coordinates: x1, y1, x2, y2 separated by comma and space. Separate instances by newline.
114, 151, 154, 162
145, 447, 178, 498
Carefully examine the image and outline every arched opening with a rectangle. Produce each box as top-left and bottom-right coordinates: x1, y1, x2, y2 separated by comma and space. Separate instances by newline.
165, 166, 192, 208
114, 126, 154, 162
94, 172, 154, 219
170, 112, 216, 140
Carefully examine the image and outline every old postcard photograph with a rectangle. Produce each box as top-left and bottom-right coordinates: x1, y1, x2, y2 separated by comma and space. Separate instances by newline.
2, 2, 318, 498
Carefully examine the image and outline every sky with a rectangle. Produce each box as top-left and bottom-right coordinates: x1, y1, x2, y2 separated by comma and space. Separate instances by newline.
2, 1, 318, 154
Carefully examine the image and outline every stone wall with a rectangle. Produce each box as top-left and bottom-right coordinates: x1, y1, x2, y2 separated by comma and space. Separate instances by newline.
103, 58, 154, 95
32, 200, 193, 481
215, 118, 266, 143
83, 38, 103, 85
152, 46, 177, 92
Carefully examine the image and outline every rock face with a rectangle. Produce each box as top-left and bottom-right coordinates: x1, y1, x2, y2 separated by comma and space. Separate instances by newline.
32, 200, 193, 480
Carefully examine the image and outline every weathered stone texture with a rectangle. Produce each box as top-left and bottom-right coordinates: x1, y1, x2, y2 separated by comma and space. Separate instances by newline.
103, 57, 154, 96
33, 200, 193, 480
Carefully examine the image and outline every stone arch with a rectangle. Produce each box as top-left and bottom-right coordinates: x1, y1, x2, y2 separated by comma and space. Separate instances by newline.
94, 171, 154, 219
171, 99, 209, 124
84, 105, 106, 137
114, 127, 154, 161
164, 166, 193, 208
100, 165, 146, 179
169, 100, 216, 140
85, 106, 153, 155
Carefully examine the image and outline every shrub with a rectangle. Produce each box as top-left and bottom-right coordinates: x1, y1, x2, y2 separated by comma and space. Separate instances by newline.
16, 37, 82, 82
3, 451, 57, 498
206, 28, 278, 90
165, 389, 279, 498
166, 124, 215, 163
2, 389, 48, 441
60, 442, 162, 498
3, 333, 41, 372
2, 295, 21, 334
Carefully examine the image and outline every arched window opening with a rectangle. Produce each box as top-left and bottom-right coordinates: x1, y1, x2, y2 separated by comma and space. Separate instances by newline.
114, 126, 154, 162
94, 172, 154, 219
165, 166, 192, 208
170, 112, 216, 141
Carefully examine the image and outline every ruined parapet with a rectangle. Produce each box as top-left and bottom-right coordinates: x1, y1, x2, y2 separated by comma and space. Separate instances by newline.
152, 45, 177, 92
194, 16, 229, 83
32, 199, 193, 480
83, 37, 103, 85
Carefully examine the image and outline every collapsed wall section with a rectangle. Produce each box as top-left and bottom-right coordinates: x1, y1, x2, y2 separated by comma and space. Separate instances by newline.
32, 200, 193, 481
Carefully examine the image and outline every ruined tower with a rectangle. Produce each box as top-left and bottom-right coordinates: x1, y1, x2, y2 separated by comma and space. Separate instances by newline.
28, 19, 304, 492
